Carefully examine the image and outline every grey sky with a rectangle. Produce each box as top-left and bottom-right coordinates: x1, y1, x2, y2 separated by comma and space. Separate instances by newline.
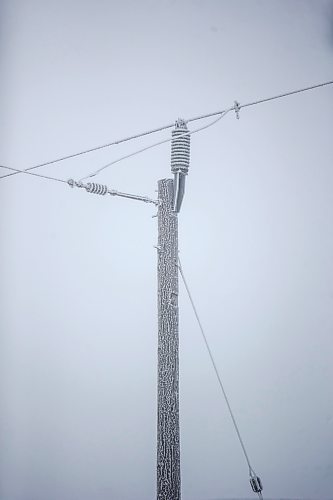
1, 1, 333, 499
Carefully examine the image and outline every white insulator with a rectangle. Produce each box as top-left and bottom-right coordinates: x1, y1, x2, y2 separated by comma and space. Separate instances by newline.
171, 119, 190, 175
85, 182, 108, 195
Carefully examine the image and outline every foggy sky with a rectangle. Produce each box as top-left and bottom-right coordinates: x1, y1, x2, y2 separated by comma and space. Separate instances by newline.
1, 1, 333, 499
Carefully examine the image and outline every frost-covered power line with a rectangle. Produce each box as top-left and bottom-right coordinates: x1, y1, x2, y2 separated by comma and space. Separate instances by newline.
1, 79, 332, 182
0, 165, 67, 183
79, 109, 231, 181
0, 111, 231, 186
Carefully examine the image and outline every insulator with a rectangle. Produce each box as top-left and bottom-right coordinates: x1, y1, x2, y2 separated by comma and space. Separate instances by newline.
171, 118, 190, 176
250, 475, 263, 493
171, 118, 190, 213
85, 182, 108, 195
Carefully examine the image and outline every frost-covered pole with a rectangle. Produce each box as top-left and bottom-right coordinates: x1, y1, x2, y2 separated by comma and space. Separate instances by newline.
156, 120, 190, 500
156, 178, 180, 500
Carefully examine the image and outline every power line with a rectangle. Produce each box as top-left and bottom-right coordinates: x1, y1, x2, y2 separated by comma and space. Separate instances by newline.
186, 79, 333, 123
0, 166, 66, 184
0, 111, 231, 186
1, 79, 332, 182
80, 109, 232, 181
0, 123, 174, 181
178, 257, 263, 499
241, 79, 333, 110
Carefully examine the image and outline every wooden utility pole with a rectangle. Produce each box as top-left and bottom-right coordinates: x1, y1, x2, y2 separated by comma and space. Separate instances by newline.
156, 119, 189, 500
156, 178, 180, 500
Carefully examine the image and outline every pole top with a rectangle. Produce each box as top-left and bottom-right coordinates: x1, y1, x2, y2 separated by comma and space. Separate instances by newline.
174, 118, 188, 129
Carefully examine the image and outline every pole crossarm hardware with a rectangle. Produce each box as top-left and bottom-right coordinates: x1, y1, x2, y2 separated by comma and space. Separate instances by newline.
67, 178, 158, 205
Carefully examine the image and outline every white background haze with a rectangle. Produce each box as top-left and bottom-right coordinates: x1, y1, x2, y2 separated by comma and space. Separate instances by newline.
1, 1, 333, 499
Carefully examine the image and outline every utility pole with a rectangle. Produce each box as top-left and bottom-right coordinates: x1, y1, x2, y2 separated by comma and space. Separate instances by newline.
156, 178, 180, 500
68, 119, 190, 500
156, 120, 190, 500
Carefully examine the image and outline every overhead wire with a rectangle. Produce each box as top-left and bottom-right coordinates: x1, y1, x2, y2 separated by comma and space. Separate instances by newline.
0, 165, 67, 184
0, 78, 332, 182
240, 79, 333, 110
0, 111, 232, 186
0, 122, 174, 181
178, 257, 263, 499
185, 79, 333, 123
79, 109, 232, 181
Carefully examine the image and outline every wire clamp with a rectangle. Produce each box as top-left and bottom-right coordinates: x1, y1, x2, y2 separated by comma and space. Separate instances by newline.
234, 100, 240, 119
249, 471, 263, 494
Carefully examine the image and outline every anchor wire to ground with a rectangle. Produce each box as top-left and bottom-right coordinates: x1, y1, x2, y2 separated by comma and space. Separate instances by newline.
178, 257, 264, 499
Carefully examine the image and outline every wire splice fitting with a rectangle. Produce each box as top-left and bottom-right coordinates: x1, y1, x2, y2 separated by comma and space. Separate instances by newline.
249, 472, 263, 494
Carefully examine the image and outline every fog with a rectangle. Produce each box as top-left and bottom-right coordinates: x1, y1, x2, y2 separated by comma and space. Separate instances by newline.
1, 1, 333, 499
